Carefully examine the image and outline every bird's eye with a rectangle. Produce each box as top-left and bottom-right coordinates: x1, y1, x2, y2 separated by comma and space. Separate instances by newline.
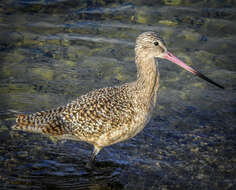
154, 41, 159, 46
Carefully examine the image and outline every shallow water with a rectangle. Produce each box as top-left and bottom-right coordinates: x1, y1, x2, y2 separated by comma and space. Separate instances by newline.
0, 0, 236, 189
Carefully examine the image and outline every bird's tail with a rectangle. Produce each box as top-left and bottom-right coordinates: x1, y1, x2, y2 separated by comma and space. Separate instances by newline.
12, 108, 69, 135
12, 114, 45, 133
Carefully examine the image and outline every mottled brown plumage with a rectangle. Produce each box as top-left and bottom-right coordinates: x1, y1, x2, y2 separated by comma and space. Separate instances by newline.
12, 31, 223, 167
12, 32, 162, 166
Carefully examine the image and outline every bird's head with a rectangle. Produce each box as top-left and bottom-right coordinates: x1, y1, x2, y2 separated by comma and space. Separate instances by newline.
135, 31, 224, 89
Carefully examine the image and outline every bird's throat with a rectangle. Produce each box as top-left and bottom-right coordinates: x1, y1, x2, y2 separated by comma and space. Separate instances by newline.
135, 56, 160, 106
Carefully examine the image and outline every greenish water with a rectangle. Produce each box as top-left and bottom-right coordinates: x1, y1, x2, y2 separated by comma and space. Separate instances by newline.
0, 0, 236, 189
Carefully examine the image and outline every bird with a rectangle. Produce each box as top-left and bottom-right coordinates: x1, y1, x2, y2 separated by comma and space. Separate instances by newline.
12, 31, 224, 168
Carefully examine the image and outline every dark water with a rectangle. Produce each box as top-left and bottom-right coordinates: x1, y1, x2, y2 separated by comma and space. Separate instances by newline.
0, 0, 236, 189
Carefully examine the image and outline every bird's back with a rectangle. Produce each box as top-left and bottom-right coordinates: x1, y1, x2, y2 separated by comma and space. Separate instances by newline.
13, 83, 137, 144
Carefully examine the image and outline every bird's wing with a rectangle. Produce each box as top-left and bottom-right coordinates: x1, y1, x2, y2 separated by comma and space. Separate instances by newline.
60, 86, 135, 137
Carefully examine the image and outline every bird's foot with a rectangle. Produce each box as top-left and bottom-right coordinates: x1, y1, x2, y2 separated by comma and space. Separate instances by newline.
85, 160, 95, 170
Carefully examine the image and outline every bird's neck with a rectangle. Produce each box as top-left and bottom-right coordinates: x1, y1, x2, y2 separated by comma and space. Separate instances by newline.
134, 54, 160, 106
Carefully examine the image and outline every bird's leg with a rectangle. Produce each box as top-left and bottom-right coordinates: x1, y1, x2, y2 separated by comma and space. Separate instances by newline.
86, 146, 101, 169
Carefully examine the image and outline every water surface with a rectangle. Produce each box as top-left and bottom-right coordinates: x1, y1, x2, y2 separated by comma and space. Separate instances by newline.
0, 0, 236, 189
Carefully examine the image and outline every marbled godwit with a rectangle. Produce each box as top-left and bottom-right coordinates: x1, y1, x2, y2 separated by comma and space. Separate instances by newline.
12, 32, 224, 167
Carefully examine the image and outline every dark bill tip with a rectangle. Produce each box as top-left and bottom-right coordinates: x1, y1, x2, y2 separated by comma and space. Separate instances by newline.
163, 52, 224, 89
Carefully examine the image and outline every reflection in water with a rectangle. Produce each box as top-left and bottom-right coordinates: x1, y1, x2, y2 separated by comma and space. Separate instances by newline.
7, 162, 124, 190
0, 0, 236, 190
1, 127, 124, 190
17, 163, 124, 190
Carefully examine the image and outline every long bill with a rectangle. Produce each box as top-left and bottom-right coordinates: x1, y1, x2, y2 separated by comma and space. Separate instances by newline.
163, 52, 224, 89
